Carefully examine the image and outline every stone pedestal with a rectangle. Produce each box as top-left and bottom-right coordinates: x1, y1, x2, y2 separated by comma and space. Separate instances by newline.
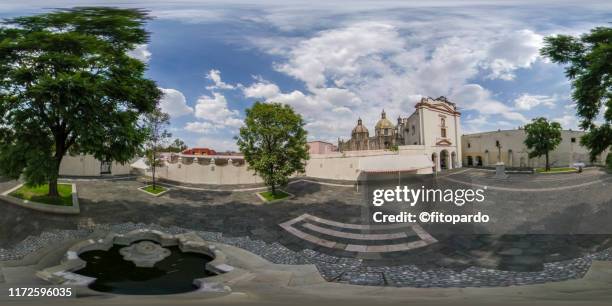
494, 162, 508, 179
119, 241, 171, 267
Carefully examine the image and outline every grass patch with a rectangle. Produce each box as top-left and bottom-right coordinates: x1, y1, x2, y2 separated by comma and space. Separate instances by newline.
535, 167, 577, 173
143, 185, 168, 194
10, 184, 73, 206
259, 190, 291, 201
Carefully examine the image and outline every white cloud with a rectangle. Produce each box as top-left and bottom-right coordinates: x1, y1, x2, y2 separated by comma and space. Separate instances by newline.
195, 93, 240, 124
485, 30, 543, 80
184, 121, 217, 134
514, 93, 556, 110
190, 93, 243, 134
158, 88, 193, 117
275, 22, 405, 90
206, 69, 235, 90
553, 114, 579, 130
127, 44, 151, 63
453, 84, 529, 123
243, 82, 280, 99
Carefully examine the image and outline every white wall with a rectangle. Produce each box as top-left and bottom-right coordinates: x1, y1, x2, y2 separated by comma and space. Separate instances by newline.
148, 158, 263, 185
462, 129, 609, 167
59, 155, 101, 176
59, 154, 135, 176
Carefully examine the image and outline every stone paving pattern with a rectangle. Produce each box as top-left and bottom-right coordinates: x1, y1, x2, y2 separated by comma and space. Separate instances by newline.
1, 222, 612, 287
1, 169, 612, 287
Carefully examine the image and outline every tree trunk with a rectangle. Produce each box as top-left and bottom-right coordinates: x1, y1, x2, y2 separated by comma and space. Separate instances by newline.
545, 151, 550, 171
271, 184, 276, 196
48, 139, 65, 197
152, 150, 156, 189
48, 179, 59, 197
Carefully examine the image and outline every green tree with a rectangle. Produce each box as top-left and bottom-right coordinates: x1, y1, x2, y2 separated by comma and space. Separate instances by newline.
143, 108, 171, 189
236, 102, 309, 195
541, 27, 612, 161
524, 117, 562, 171
165, 138, 188, 153
0, 7, 161, 197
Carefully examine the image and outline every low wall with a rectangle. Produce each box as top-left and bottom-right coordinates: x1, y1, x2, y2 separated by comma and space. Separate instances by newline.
144, 150, 432, 185
148, 159, 263, 185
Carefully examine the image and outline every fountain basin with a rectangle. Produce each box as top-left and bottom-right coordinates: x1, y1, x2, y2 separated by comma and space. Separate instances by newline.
37, 229, 234, 295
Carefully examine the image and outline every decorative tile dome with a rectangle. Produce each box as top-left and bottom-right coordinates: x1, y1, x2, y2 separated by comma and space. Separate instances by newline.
375, 110, 394, 130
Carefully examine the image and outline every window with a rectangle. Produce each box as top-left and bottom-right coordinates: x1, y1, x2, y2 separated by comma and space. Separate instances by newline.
411, 125, 415, 135
467, 142, 471, 148
441, 127, 446, 138
384, 129, 388, 136
571, 137, 576, 143
441, 118, 446, 126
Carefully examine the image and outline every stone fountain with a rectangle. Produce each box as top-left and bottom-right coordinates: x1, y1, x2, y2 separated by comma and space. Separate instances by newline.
119, 240, 171, 267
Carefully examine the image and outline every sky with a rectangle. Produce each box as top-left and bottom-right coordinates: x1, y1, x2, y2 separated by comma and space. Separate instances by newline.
1, 1, 611, 151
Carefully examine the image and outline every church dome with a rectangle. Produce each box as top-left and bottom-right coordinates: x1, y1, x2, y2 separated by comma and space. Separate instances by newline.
352, 118, 369, 134
375, 110, 394, 130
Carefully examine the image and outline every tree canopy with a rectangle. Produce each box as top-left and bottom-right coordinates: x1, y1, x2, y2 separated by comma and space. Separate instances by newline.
0, 7, 161, 196
524, 117, 562, 171
541, 26, 612, 162
236, 102, 309, 194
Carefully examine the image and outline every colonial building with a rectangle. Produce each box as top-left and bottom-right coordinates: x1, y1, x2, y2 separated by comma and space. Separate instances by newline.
307, 141, 338, 154
462, 129, 609, 168
338, 96, 462, 171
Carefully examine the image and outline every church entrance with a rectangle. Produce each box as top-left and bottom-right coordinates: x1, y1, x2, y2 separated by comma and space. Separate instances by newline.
476, 156, 483, 166
467, 156, 473, 166
440, 150, 449, 170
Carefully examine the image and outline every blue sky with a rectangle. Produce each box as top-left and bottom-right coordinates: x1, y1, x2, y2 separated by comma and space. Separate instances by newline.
2, 1, 611, 151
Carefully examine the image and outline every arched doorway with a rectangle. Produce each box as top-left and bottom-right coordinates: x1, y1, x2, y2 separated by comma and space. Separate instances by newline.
440, 150, 449, 170
467, 156, 473, 166
451, 151, 457, 169
476, 156, 483, 166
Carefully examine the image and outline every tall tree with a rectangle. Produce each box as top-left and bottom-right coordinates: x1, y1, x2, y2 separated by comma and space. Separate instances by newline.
0, 7, 160, 197
236, 102, 309, 195
541, 27, 612, 162
143, 108, 171, 189
0, 7, 160, 196
524, 117, 562, 171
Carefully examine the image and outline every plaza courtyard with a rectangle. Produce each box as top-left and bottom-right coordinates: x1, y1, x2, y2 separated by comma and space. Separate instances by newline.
1, 168, 612, 304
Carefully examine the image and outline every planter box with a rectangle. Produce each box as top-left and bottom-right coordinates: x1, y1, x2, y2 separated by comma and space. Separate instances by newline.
138, 185, 170, 197
255, 190, 295, 203
0, 183, 80, 214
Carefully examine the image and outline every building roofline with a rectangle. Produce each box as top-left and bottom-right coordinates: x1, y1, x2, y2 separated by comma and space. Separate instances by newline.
308, 140, 336, 146
463, 128, 584, 136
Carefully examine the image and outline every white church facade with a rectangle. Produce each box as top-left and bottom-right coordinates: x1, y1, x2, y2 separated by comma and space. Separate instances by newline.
339, 96, 462, 172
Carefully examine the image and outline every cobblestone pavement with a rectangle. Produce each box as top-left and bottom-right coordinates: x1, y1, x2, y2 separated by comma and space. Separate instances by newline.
1, 170, 612, 288
1, 223, 612, 288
